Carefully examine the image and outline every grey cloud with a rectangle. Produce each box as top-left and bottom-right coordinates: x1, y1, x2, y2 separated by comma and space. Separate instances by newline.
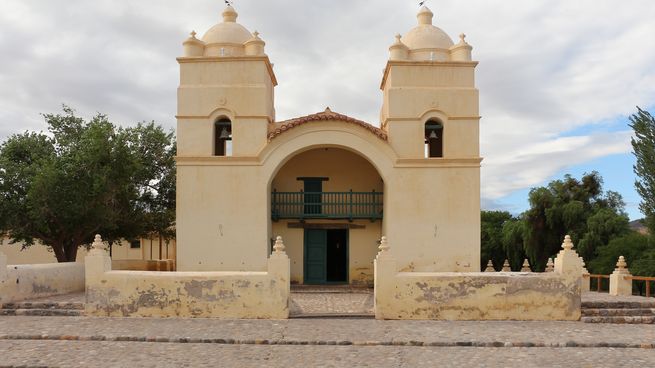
0, 0, 653, 207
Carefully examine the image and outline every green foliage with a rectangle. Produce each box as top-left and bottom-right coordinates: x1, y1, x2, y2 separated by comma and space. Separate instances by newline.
630, 107, 655, 234
588, 232, 654, 276
480, 211, 513, 271
0, 106, 176, 262
501, 218, 527, 271
522, 172, 628, 270
480, 172, 630, 272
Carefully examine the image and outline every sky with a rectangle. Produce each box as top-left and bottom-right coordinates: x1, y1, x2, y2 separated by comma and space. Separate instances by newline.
0, 0, 653, 220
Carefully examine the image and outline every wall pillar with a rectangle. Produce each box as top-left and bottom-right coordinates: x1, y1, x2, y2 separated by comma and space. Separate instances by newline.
554, 235, 583, 278
85, 235, 112, 286
268, 236, 291, 315
374, 236, 396, 320
580, 257, 590, 292
609, 256, 632, 296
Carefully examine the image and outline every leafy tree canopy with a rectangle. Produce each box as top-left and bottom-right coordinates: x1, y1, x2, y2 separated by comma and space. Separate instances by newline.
522, 172, 629, 270
480, 211, 513, 271
630, 107, 655, 234
0, 106, 176, 262
588, 232, 654, 276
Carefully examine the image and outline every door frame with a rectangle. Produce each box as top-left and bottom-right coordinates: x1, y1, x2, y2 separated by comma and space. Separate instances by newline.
303, 228, 349, 285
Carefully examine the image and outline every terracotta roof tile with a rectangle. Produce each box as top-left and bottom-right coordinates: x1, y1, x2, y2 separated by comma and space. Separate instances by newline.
268, 107, 388, 141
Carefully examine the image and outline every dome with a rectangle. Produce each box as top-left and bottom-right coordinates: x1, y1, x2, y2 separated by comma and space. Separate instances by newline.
401, 6, 454, 50
201, 6, 252, 45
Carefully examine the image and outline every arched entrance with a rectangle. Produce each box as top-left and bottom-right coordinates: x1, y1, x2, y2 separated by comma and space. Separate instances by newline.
270, 147, 384, 285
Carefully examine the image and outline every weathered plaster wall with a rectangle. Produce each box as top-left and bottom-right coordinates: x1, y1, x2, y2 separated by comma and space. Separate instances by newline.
85, 246, 290, 319
374, 236, 583, 320
374, 271, 580, 320
0, 259, 85, 304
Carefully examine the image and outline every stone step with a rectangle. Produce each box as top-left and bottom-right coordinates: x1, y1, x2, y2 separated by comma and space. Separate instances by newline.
581, 316, 655, 324
0, 308, 82, 317
581, 308, 655, 317
582, 301, 655, 309
0, 302, 84, 311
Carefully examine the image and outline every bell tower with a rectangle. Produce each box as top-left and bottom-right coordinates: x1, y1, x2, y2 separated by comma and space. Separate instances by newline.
380, 6, 479, 160
175, 6, 277, 271
176, 5, 276, 158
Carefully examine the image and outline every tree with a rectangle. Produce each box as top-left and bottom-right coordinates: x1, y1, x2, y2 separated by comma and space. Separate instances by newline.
588, 232, 653, 275
630, 107, 655, 234
0, 107, 176, 262
521, 172, 628, 270
480, 211, 513, 270
501, 217, 527, 271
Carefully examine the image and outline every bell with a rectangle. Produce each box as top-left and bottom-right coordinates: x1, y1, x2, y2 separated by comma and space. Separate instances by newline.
219, 127, 230, 139
429, 130, 438, 139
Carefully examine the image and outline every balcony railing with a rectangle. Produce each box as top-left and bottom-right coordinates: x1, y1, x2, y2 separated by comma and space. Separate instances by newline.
271, 190, 383, 221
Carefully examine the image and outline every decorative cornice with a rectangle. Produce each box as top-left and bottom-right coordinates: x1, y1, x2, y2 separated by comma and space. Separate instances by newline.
394, 157, 483, 168
175, 156, 262, 166
176, 55, 278, 86
380, 60, 478, 90
176, 115, 274, 123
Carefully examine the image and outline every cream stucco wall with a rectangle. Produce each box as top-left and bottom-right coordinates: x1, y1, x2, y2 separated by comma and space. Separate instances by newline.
85, 246, 290, 319
177, 123, 480, 274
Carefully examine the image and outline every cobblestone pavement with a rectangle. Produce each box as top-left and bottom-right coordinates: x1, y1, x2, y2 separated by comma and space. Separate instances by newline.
1, 340, 654, 368
290, 287, 373, 316
1, 316, 654, 347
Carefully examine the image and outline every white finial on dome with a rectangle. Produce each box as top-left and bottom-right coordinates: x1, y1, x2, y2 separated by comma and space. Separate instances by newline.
417, 6, 434, 25
190, 30, 197, 38
222, 5, 238, 23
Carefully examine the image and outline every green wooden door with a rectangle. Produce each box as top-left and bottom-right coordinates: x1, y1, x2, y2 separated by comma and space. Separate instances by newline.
304, 229, 327, 284
303, 179, 322, 215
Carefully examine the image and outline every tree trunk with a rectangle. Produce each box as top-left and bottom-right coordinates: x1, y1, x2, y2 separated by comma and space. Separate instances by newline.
51, 242, 67, 263
63, 241, 79, 262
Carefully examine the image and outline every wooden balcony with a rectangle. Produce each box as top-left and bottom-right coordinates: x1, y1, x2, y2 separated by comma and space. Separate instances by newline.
271, 190, 383, 221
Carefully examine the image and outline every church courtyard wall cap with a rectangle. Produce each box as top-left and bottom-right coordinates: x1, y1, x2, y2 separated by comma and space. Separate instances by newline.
268, 108, 388, 141
201, 5, 253, 45
401, 6, 454, 50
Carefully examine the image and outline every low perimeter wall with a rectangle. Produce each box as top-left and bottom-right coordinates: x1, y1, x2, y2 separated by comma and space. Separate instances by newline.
374, 236, 583, 321
0, 253, 85, 304
85, 237, 290, 319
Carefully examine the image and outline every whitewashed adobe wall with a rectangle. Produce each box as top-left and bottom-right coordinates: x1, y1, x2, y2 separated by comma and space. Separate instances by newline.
0, 251, 85, 304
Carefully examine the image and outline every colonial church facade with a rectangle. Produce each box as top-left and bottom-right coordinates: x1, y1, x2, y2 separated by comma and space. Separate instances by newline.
175, 5, 481, 285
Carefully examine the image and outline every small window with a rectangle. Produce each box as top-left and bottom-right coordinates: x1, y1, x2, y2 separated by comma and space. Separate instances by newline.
425, 120, 443, 158
214, 118, 232, 156
130, 240, 141, 249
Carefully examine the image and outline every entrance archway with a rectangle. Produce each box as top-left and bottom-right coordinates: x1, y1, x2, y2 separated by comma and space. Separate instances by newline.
270, 147, 384, 285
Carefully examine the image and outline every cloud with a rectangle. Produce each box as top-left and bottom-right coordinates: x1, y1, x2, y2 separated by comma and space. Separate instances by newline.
0, 0, 653, 208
